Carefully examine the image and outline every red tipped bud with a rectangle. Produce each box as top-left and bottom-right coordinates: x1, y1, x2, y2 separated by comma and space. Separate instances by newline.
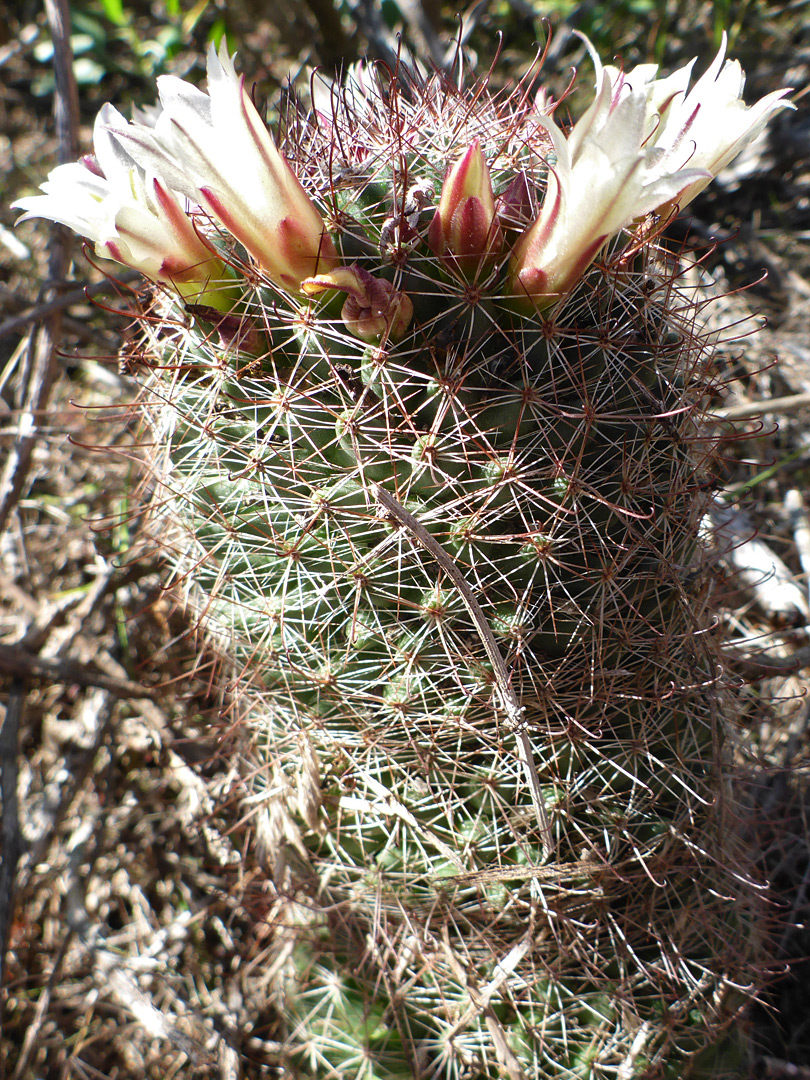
302, 265, 413, 343
428, 140, 502, 275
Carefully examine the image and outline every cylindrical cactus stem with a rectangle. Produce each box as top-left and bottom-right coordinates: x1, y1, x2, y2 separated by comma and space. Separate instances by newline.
13, 31, 794, 1080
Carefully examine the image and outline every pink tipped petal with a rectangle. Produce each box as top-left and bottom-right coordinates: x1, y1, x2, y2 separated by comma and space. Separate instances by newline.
449, 196, 503, 268
102, 41, 338, 292
441, 141, 488, 211
79, 154, 105, 178
513, 36, 791, 310
151, 177, 211, 254
276, 217, 339, 287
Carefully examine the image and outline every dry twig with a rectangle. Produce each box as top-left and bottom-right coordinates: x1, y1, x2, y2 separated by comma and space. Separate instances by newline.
373, 483, 554, 859
0, 274, 139, 345
0, 643, 158, 699
0, 0, 79, 534
710, 391, 810, 421
0, 684, 24, 987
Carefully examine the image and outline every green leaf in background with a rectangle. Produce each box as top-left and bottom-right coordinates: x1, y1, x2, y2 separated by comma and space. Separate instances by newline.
97, 0, 127, 27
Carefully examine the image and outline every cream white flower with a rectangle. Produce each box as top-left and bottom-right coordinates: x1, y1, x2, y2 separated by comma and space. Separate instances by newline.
513, 35, 793, 309
13, 104, 221, 295
108, 42, 339, 293
583, 32, 795, 210
512, 74, 707, 308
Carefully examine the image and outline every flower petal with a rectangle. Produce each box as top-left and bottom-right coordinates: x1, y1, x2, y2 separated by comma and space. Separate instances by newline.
106, 41, 338, 291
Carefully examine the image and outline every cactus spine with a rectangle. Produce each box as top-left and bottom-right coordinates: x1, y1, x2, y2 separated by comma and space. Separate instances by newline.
15, 35, 793, 1079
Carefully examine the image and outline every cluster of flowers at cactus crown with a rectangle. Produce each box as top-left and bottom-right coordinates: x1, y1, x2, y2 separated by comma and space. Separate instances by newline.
14, 37, 792, 334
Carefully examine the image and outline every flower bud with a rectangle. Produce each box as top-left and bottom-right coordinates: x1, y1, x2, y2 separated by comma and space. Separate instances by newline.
302, 265, 413, 343
184, 303, 260, 354
428, 140, 502, 275
496, 171, 534, 231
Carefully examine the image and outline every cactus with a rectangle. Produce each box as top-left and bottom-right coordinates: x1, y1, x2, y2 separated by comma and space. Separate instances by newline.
14, 34, 793, 1079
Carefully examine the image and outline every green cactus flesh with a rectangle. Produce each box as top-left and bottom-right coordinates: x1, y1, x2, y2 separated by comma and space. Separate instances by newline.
138, 63, 760, 1078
